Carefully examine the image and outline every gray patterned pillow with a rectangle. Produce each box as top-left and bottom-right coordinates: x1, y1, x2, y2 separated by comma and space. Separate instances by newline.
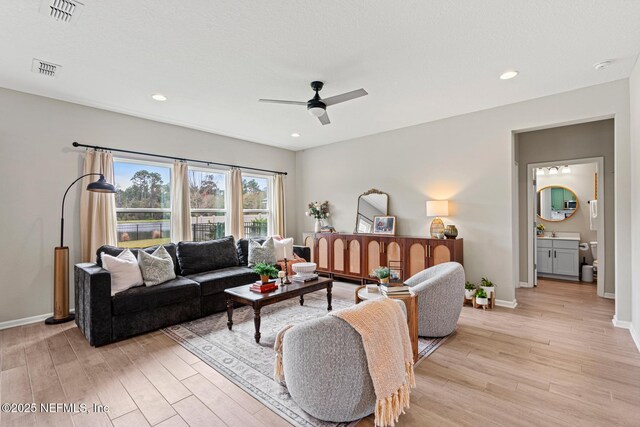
138, 246, 176, 286
248, 237, 277, 266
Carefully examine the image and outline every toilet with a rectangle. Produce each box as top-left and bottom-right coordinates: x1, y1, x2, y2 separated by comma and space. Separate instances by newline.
590, 241, 598, 272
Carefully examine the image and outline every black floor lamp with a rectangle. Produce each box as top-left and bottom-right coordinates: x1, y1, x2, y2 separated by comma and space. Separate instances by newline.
46, 173, 116, 325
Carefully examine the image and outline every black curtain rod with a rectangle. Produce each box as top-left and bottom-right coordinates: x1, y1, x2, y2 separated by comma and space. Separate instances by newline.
72, 142, 288, 175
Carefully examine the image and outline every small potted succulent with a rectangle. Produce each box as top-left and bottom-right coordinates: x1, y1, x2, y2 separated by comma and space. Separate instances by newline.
464, 281, 477, 299
480, 277, 496, 298
536, 223, 545, 236
253, 262, 278, 284
373, 267, 392, 284
475, 288, 488, 307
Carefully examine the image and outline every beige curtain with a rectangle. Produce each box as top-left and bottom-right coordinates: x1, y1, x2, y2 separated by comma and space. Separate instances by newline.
229, 168, 244, 239
171, 161, 192, 242
273, 174, 285, 237
80, 150, 118, 262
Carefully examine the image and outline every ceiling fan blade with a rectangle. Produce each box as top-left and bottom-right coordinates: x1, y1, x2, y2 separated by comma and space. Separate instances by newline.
318, 112, 331, 125
258, 99, 306, 106
322, 88, 368, 106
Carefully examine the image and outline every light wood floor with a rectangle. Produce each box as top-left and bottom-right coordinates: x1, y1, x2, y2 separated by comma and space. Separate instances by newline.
1, 279, 639, 426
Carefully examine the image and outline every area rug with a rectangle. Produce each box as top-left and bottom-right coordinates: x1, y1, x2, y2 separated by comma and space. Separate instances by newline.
163, 291, 447, 427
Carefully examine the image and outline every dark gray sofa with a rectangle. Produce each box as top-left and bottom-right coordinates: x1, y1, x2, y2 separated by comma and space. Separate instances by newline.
74, 236, 310, 346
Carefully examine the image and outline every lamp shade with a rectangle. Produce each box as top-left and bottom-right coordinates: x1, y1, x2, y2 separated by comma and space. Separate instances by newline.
86, 175, 116, 193
426, 200, 449, 217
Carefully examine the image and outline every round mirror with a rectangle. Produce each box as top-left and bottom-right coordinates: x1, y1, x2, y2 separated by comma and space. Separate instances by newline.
537, 186, 579, 222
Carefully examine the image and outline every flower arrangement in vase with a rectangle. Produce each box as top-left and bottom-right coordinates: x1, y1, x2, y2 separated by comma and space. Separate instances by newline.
306, 201, 330, 232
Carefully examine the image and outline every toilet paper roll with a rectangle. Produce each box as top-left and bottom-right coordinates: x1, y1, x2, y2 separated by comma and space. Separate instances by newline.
579, 243, 590, 251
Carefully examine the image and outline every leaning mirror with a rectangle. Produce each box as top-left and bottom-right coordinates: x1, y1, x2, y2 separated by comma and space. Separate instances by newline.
355, 189, 389, 233
536, 186, 579, 222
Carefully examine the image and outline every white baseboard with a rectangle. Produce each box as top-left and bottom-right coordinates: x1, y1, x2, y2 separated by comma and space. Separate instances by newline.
496, 299, 518, 309
612, 316, 632, 329
603, 292, 615, 299
0, 309, 75, 331
630, 324, 640, 353
519, 282, 533, 288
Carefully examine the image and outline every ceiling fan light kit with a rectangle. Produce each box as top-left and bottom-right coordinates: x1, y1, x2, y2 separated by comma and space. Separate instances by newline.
259, 80, 367, 125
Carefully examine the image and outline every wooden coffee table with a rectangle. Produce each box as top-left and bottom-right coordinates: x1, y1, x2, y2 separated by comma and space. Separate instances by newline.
224, 277, 334, 344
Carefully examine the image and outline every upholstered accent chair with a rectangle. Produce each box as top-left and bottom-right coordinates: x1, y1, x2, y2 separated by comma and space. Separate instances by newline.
281, 301, 406, 422
404, 262, 465, 337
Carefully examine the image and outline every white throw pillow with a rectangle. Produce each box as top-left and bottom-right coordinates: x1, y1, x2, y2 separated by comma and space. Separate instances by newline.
101, 249, 144, 295
248, 237, 277, 266
273, 237, 294, 260
138, 246, 176, 287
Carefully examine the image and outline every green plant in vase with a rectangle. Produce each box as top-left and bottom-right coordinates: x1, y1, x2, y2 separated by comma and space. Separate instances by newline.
253, 262, 279, 284
475, 288, 488, 306
464, 281, 477, 299
480, 277, 496, 298
373, 267, 392, 284
536, 223, 545, 236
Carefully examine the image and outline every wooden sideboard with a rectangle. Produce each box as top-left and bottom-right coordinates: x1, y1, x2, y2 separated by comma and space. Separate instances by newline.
302, 232, 463, 283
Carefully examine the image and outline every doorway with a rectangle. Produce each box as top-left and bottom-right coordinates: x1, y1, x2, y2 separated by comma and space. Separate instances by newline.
527, 158, 604, 295
514, 118, 615, 300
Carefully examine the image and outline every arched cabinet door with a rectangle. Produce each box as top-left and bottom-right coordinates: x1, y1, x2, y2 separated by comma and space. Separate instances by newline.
367, 240, 381, 276
433, 244, 451, 266
303, 235, 315, 263
408, 243, 426, 278
317, 236, 330, 271
333, 237, 346, 273
348, 239, 361, 275
386, 241, 402, 280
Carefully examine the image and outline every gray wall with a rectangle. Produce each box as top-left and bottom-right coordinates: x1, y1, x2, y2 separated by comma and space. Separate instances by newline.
515, 120, 615, 293
630, 58, 640, 336
0, 87, 297, 323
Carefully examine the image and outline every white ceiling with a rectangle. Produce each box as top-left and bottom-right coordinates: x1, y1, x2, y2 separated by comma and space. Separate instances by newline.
2, 1, 640, 151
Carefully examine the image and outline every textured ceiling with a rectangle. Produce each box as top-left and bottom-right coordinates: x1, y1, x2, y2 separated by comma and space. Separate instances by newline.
1, 1, 640, 150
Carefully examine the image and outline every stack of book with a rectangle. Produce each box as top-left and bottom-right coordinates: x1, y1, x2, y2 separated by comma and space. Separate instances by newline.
379, 283, 412, 297
291, 273, 318, 283
250, 279, 278, 293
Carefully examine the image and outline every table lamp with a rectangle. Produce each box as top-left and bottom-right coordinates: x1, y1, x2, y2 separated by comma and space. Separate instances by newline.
426, 200, 449, 238
46, 173, 116, 325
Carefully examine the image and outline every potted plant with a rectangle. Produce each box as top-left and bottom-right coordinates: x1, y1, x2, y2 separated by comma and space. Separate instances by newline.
373, 267, 392, 284
305, 201, 330, 232
480, 277, 496, 298
464, 281, 477, 299
536, 223, 545, 236
253, 263, 278, 284
475, 288, 488, 306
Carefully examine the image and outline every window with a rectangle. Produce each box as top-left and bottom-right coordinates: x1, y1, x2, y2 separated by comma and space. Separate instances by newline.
189, 169, 227, 242
114, 160, 171, 248
242, 175, 271, 238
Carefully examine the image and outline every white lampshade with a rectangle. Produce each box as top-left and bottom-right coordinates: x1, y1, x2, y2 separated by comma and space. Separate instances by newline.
426, 200, 449, 217
549, 167, 558, 175
561, 165, 571, 174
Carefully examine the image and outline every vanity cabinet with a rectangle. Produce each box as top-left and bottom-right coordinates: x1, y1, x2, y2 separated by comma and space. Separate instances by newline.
302, 232, 463, 283
536, 238, 579, 280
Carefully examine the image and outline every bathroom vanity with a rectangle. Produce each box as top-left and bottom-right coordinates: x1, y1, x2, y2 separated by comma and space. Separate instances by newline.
536, 233, 580, 281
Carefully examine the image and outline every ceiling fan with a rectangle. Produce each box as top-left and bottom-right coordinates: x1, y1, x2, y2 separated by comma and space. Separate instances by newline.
259, 81, 368, 125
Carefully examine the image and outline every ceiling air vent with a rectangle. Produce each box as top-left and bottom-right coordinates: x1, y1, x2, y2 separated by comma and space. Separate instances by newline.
40, 0, 84, 23
32, 59, 61, 77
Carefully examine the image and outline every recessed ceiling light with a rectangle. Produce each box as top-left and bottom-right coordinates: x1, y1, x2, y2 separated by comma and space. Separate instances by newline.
594, 60, 613, 70
291, 133, 300, 138
499, 70, 519, 80
151, 93, 167, 101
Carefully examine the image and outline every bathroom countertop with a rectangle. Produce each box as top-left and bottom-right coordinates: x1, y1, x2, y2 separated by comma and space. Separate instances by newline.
537, 232, 580, 241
